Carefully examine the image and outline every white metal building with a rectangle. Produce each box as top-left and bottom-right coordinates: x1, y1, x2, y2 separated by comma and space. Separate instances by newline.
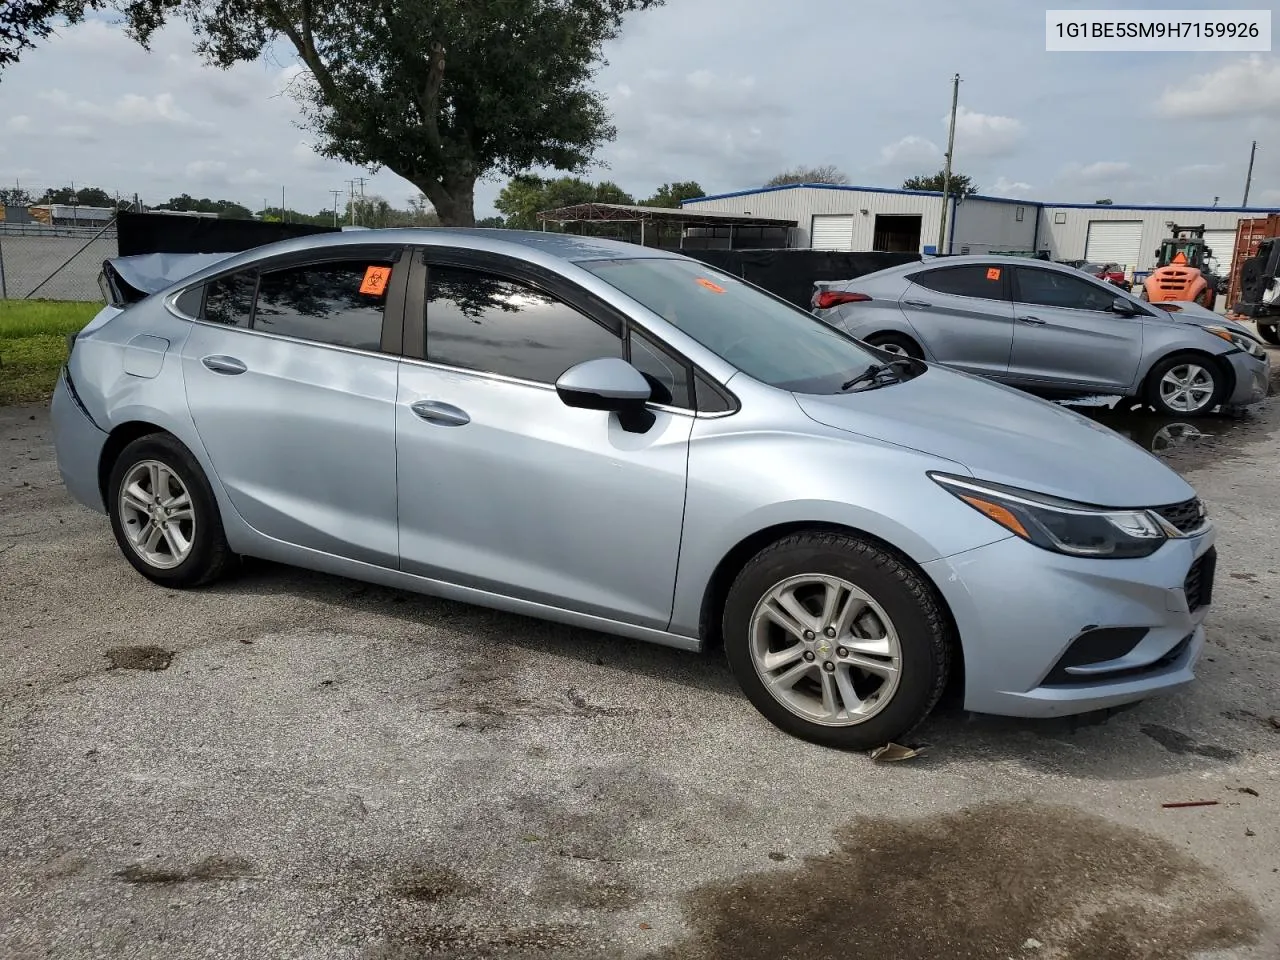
681, 183, 1280, 276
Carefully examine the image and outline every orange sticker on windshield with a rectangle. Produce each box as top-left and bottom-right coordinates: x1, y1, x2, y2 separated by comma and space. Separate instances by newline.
696, 277, 726, 294
986, 267, 1001, 281
360, 265, 391, 296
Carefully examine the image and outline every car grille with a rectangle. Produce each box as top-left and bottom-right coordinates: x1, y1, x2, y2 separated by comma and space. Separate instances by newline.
1183, 547, 1216, 612
1154, 497, 1206, 535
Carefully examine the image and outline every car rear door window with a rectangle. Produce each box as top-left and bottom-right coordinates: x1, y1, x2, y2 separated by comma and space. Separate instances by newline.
629, 330, 692, 408
1013, 267, 1119, 312
424, 265, 622, 383
203, 272, 256, 328
252, 258, 397, 351
909, 265, 1007, 300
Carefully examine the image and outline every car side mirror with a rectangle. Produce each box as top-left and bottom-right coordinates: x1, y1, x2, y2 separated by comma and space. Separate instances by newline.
1111, 297, 1140, 316
555, 357, 655, 433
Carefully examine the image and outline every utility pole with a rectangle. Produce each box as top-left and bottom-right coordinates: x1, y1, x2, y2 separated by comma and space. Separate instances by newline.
936, 73, 960, 256
1242, 140, 1257, 207
355, 176, 368, 226
346, 179, 356, 225
281, 186, 287, 223
330, 189, 342, 227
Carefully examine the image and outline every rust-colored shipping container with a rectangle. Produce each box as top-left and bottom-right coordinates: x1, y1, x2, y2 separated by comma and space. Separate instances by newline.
1226, 214, 1280, 309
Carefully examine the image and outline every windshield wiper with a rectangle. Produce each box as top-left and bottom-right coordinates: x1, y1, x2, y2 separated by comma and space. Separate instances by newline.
841, 358, 917, 391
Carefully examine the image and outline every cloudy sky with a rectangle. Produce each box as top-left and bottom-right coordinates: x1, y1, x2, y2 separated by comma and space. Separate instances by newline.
1, 0, 1278, 218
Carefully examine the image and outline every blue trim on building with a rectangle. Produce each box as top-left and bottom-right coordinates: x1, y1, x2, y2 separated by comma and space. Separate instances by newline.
681, 181, 1280, 216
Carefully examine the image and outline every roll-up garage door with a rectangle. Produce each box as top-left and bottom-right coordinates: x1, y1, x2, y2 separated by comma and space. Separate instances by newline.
1084, 220, 1142, 270
811, 214, 854, 251
1203, 229, 1237, 273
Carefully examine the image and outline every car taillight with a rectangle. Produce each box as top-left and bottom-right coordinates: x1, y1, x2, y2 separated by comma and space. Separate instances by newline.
814, 291, 872, 310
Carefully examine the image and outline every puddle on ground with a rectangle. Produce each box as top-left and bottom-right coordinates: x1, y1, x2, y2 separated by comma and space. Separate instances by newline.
651, 801, 1260, 960
114, 854, 254, 885
104, 645, 174, 671
1057, 396, 1253, 456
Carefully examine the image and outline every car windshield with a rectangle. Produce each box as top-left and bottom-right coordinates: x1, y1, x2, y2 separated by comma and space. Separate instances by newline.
579, 257, 881, 394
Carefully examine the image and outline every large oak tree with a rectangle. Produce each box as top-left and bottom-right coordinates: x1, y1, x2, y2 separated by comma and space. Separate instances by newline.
3, 0, 662, 225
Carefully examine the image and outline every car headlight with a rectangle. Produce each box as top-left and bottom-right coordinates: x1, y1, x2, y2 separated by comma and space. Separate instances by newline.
931, 473, 1177, 559
1205, 325, 1266, 359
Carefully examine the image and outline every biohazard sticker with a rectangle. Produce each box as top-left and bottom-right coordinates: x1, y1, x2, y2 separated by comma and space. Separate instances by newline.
360, 266, 392, 296
696, 277, 726, 294
986, 267, 1001, 281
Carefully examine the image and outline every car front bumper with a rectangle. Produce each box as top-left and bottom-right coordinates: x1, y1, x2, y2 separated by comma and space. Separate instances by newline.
923, 525, 1215, 718
50, 370, 109, 514
1224, 349, 1270, 407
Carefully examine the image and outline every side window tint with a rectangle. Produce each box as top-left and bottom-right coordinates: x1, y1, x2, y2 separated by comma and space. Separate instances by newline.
910, 266, 1006, 299
203, 272, 256, 328
174, 284, 205, 318
425, 265, 621, 383
1015, 268, 1119, 312
629, 330, 692, 408
695, 373, 734, 414
253, 259, 395, 351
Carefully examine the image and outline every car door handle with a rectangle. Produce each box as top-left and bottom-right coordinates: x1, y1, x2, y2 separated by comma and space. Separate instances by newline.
201, 355, 247, 375
410, 400, 471, 426
1017, 315, 1046, 325
903, 299, 932, 308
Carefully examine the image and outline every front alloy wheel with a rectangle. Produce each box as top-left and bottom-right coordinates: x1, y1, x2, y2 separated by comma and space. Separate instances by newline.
723, 531, 951, 750
1151, 360, 1220, 416
749, 575, 902, 726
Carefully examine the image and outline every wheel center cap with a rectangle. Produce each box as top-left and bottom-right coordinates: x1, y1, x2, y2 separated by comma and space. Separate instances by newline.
815, 639, 833, 658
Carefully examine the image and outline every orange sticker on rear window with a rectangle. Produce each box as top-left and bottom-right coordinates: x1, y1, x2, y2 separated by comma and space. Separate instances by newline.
986, 267, 1001, 281
360, 265, 391, 296
696, 277, 726, 294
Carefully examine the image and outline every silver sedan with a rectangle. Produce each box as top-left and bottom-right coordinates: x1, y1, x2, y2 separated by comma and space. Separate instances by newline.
52, 231, 1216, 749
812, 255, 1269, 417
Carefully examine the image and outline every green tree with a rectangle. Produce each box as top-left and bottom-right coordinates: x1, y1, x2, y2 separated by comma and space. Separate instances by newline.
476, 215, 505, 228
495, 175, 634, 230
1094, 198, 1113, 205
902, 170, 979, 197
38, 185, 118, 207
640, 181, 704, 208
9, 1, 662, 226
766, 165, 849, 187
155, 194, 254, 218
0, 186, 34, 206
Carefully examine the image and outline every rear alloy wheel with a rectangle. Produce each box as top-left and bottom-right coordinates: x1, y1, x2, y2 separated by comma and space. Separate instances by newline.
1257, 324, 1280, 345
723, 532, 951, 750
863, 332, 924, 360
1146, 355, 1224, 417
107, 434, 236, 588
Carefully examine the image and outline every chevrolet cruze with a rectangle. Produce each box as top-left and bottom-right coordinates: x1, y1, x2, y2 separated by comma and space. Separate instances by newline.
51, 230, 1216, 749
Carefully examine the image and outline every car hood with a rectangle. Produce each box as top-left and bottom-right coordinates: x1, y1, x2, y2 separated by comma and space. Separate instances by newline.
794, 365, 1195, 508
1150, 301, 1253, 337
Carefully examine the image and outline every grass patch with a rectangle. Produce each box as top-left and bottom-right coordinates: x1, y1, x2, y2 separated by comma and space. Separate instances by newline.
0, 300, 103, 404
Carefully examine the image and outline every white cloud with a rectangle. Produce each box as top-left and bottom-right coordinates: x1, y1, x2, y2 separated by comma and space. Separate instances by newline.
991, 176, 1033, 196
7, 115, 32, 132
1176, 163, 1225, 176
878, 135, 940, 168
947, 106, 1024, 158
185, 160, 228, 180
115, 92, 208, 127
1158, 56, 1280, 119
1063, 160, 1133, 182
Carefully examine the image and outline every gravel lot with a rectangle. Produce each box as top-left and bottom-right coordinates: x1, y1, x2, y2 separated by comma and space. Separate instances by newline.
2, 385, 1278, 959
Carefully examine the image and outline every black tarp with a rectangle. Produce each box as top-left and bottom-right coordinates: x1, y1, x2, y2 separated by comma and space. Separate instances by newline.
682, 249, 922, 307
116, 210, 337, 257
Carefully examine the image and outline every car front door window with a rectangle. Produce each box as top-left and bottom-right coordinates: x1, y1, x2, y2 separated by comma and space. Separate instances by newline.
424, 265, 622, 382
1014, 268, 1120, 312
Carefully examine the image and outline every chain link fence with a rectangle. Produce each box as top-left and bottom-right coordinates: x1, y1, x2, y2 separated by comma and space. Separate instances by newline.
0, 223, 116, 302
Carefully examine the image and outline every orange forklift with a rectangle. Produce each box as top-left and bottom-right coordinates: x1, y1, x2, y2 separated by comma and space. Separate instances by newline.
1138, 224, 1219, 311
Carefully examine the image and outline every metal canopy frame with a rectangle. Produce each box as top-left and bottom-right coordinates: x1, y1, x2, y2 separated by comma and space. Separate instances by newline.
534, 202, 796, 248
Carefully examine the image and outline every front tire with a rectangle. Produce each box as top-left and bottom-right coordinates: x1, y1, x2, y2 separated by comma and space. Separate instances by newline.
1257, 324, 1280, 345
722, 532, 951, 750
107, 433, 236, 588
1145, 353, 1225, 417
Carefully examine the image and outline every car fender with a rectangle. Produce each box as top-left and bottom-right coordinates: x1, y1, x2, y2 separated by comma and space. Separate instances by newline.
667, 416, 1013, 637
1134, 322, 1237, 385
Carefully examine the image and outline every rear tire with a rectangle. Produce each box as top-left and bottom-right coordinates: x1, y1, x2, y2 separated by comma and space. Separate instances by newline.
863, 332, 924, 360
1145, 353, 1225, 418
1257, 324, 1280, 345
722, 531, 951, 750
107, 433, 236, 588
